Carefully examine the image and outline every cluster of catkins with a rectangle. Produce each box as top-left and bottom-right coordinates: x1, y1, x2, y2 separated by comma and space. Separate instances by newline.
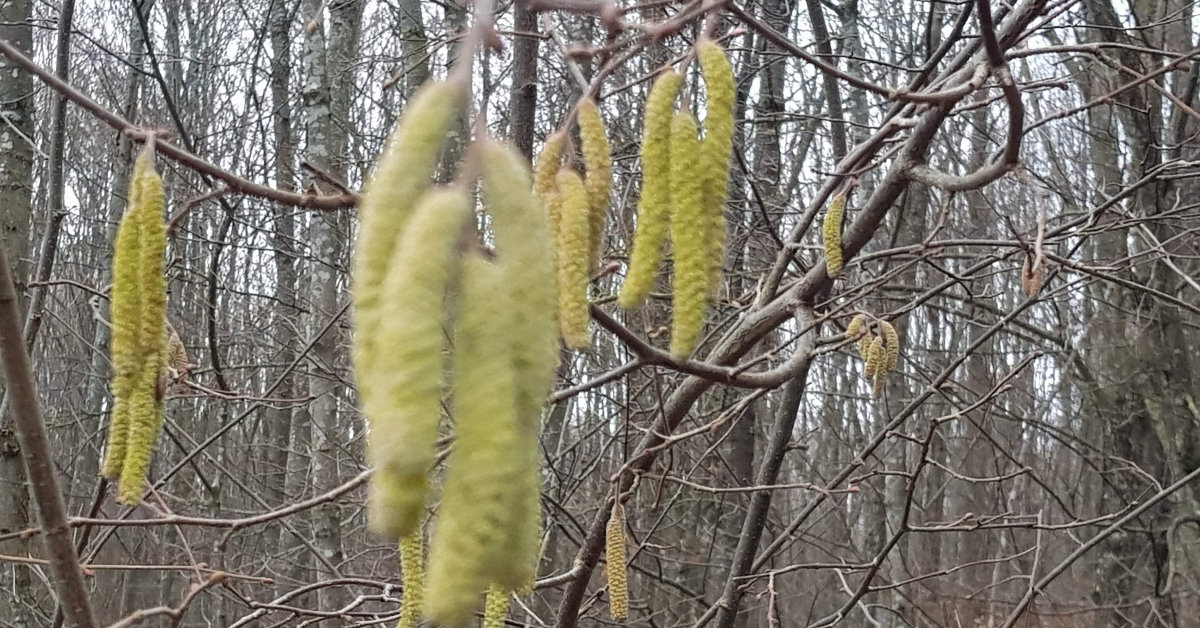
846, 314, 902, 398
352, 75, 558, 628
533, 98, 612, 350
103, 147, 182, 505
617, 38, 735, 358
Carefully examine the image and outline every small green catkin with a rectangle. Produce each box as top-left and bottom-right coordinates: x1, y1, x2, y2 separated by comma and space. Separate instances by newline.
117, 151, 168, 505
397, 531, 425, 628
668, 112, 706, 359
556, 169, 592, 350
606, 504, 629, 621
822, 194, 847, 278
426, 255, 522, 627
880, 320, 900, 372
618, 70, 684, 310
577, 99, 612, 271
364, 187, 472, 539
697, 38, 735, 297
353, 78, 465, 384
482, 586, 510, 628
534, 132, 568, 241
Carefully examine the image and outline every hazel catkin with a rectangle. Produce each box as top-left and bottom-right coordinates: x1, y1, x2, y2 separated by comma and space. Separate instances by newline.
556, 169, 592, 350
353, 78, 465, 383
864, 335, 884, 379
364, 187, 472, 539
534, 132, 568, 241
846, 314, 867, 339
482, 586, 510, 628
618, 70, 684, 310
668, 111, 706, 359
606, 503, 630, 621
697, 38, 735, 296
578, 99, 612, 271
398, 531, 424, 628
822, 193, 846, 278
880, 320, 900, 372
425, 255, 522, 627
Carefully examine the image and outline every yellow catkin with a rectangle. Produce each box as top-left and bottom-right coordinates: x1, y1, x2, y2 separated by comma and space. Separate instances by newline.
873, 371, 885, 399
606, 504, 629, 621
618, 70, 684, 310
577, 99, 612, 271
556, 169, 591, 350
478, 140, 553, 591
364, 187, 472, 539
482, 586, 510, 628
668, 112, 706, 359
397, 531, 424, 628
858, 334, 873, 361
426, 256, 521, 627
102, 155, 149, 480
534, 132, 568, 237
880, 321, 900, 372
846, 314, 867, 339
697, 39, 735, 296
117, 151, 168, 505
353, 78, 465, 385
822, 194, 846, 278
865, 336, 884, 379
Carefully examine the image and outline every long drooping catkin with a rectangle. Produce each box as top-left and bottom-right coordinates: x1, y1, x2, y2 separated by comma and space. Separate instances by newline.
619, 70, 684, 310
353, 78, 464, 382
478, 140, 552, 591
577, 99, 611, 270
482, 586, 510, 628
668, 112, 706, 358
880, 321, 900, 372
426, 256, 521, 627
865, 335, 884, 379
398, 531, 424, 628
822, 193, 846, 278
534, 132, 568, 241
697, 39, 735, 296
846, 314, 867, 339
364, 187, 471, 539
113, 150, 168, 505
606, 503, 629, 621
556, 169, 592, 350
102, 154, 149, 481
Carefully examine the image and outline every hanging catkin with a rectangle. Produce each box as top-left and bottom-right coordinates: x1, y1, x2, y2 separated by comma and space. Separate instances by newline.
105, 148, 168, 505
556, 169, 592, 350
482, 586, 510, 628
426, 255, 522, 627
353, 78, 464, 384
864, 335, 884, 378
534, 132, 568, 240
618, 70, 684, 310
822, 193, 846, 278
477, 139, 553, 591
880, 321, 900, 372
606, 503, 630, 621
364, 187, 471, 539
577, 99, 611, 271
846, 314, 867, 339
668, 112, 706, 358
697, 38, 735, 296
397, 531, 424, 628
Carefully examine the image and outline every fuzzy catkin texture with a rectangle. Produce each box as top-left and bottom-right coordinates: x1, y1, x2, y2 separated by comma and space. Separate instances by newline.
364, 188, 471, 539
606, 505, 629, 621
426, 256, 522, 627
397, 531, 424, 628
353, 79, 464, 384
577, 99, 612, 271
865, 336, 884, 378
482, 586, 510, 628
858, 334, 873, 361
534, 132, 568, 241
618, 71, 684, 310
822, 194, 846, 278
846, 314, 867, 339
697, 39, 735, 296
881, 321, 900, 372
668, 112, 706, 359
555, 170, 592, 350
102, 158, 148, 480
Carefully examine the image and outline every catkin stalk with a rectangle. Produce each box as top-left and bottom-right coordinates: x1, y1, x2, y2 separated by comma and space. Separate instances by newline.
577, 99, 612, 271
606, 504, 629, 621
353, 78, 465, 384
822, 194, 846, 278
426, 256, 522, 627
618, 71, 684, 310
668, 112, 706, 358
697, 39, 735, 296
364, 187, 472, 539
556, 170, 592, 350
